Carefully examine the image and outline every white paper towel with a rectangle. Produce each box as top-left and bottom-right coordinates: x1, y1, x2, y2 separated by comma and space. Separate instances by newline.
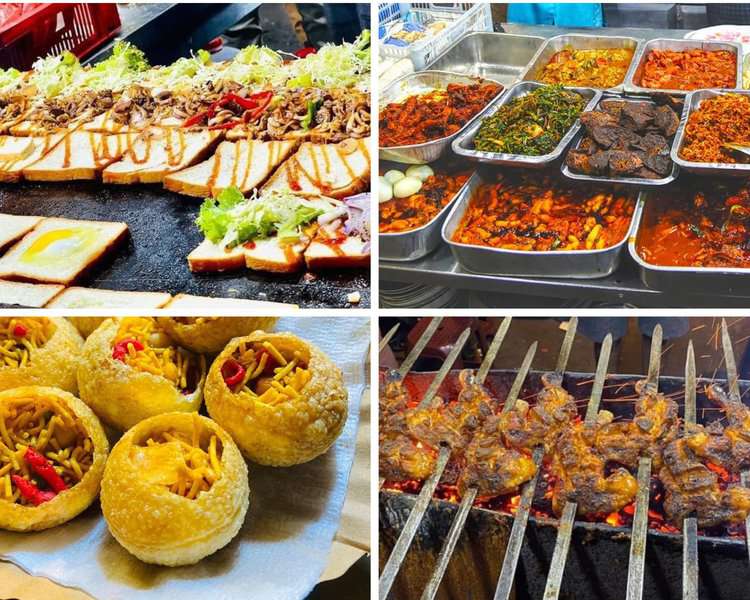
0, 316, 370, 600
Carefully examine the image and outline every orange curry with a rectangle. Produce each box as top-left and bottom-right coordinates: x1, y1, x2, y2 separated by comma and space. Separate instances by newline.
640, 49, 736, 91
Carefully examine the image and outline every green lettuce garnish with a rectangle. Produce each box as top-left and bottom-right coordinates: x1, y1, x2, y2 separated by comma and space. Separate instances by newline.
221, 45, 284, 86
73, 41, 150, 91
0, 67, 21, 94
31, 51, 81, 97
144, 49, 216, 90
196, 187, 335, 247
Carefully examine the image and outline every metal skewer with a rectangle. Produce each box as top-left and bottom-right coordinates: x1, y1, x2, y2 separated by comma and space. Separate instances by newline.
419, 321, 522, 600
719, 318, 750, 563
379, 323, 400, 353
543, 332, 613, 600
379, 327, 472, 600
494, 317, 579, 600
683, 341, 699, 600
626, 324, 663, 600
399, 317, 444, 379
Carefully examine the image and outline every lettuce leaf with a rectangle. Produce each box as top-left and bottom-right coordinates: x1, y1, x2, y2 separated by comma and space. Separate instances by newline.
221, 45, 284, 86
0, 67, 21, 94
195, 187, 334, 247
31, 51, 81, 97
145, 49, 216, 90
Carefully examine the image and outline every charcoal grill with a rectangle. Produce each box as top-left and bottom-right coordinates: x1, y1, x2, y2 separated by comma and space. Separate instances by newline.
379, 318, 750, 600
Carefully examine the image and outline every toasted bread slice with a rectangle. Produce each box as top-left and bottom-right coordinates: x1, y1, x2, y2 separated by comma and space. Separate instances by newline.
0, 217, 128, 284
187, 239, 246, 273
0, 134, 65, 182
166, 293, 297, 310
304, 236, 370, 270
103, 128, 222, 184
262, 137, 371, 199
22, 131, 138, 181
81, 110, 145, 134
47, 287, 172, 308
0, 279, 64, 307
244, 236, 308, 274
9, 120, 74, 137
164, 138, 297, 198
0, 214, 44, 251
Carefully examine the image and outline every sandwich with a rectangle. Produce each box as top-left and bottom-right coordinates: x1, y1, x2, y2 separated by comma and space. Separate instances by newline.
0, 134, 65, 182
0, 280, 64, 307
23, 131, 138, 181
189, 187, 340, 274
261, 137, 370, 199
47, 287, 172, 309
304, 193, 370, 270
0, 217, 128, 285
103, 127, 222, 184
0, 214, 44, 251
163, 138, 297, 197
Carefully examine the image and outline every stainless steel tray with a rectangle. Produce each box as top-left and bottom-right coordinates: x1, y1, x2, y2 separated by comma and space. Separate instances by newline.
379, 70, 504, 165
451, 81, 601, 167
379, 171, 478, 262
671, 88, 750, 176
561, 95, 680, 186
625, 38, 743, 96
441, 172, 637, 279
628, 196, 750, 295
426, 32, 545, 87
519, 33, 643, 93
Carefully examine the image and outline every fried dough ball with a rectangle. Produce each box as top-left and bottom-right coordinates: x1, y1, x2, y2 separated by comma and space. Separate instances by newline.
155, 317, 278, 354
205, 331, 347, 466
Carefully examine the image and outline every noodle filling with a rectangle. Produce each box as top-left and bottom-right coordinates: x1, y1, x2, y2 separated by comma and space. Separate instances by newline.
0, 318, 56, 369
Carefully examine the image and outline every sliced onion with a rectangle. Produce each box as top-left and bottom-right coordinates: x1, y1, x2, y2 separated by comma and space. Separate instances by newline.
379, 177, 393, 203
384, 170, 405, 184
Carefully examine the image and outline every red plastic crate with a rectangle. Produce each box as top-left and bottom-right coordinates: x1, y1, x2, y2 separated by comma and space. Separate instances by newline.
0, 3, 121, 71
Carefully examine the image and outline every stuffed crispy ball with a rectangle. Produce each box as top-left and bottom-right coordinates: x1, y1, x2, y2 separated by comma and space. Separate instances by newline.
77, 317, 207, 431
205, 331, 347, 466
155, 317, 279, 354
68, 317, 107, 339
101, 412, 249, 566
0, 386, 109, 532
0, 317, 84, 394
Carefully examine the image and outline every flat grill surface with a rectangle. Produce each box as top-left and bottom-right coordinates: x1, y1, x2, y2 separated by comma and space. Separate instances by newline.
0, 182, 370, 308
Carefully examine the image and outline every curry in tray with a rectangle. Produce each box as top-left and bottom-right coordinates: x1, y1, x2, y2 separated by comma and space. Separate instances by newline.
538, 46, 635, 88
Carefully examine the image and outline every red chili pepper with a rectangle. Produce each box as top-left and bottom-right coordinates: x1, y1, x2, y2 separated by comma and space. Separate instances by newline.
294, 46, 317, 58
290, 180, 302, 191
12, 323, 27, 337
221, 359, 246, 387
11, 474, 56, 505
24, 448, 68, 493
112, 338, 144, 361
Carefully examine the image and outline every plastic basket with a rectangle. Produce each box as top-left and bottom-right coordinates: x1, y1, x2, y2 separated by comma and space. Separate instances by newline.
379, 2, 493, 70
0, 3, 121, 71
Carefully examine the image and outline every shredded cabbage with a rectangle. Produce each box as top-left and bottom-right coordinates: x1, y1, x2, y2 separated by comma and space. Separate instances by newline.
0, 67, 21, 94
72, 41, 150, 91
144, 49, 217, 90
220, 45, 285, 86
285, 29, 370, 89
196, 187, 338, 247
31, 51, 81, 97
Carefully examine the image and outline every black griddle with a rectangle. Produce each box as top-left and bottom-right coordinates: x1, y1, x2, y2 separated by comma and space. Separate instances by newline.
0, 181, 370, 308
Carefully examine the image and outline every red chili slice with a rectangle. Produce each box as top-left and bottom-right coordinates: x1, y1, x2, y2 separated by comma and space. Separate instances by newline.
11, 475, 56, 505
12, 324, 27, 337
112, 338, 145, 361
294, 47, 317, 58
24, 447, 68, 493
221, 359, 246, 387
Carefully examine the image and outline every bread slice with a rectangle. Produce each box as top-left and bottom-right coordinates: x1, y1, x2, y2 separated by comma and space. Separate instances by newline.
304, 236, 370, 270
81, 110, 144, 134
22, 131, 138, 180
261, 137, 371, 199
103, 127, 222, 184
0, 134, 65, 182
0, 214, 44, 251
187, 239, 246, 273
244, 236, 308, 274
166, 293, 297, 310
0, 279, 64, 307
0, 217, 128, 284
47, 287, 172, 308
163, 138, 297, 198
